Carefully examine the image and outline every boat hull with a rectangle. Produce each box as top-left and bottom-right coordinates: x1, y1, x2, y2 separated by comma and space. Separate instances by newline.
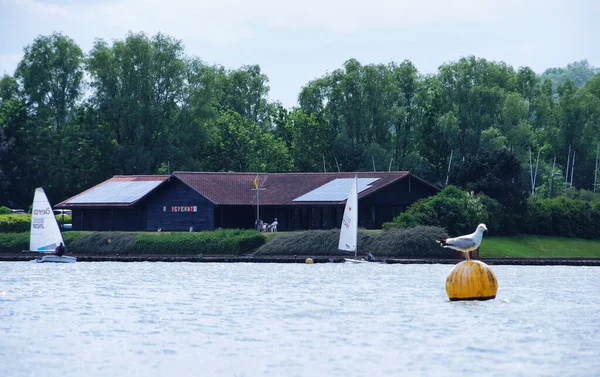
35, 255, 77, 263
344, 258, 369, 263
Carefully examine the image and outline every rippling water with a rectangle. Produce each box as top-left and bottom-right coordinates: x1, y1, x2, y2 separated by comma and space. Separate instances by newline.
0, 262, 599, 377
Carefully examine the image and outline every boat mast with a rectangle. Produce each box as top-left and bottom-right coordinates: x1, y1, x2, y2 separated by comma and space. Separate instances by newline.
594, 147, 599, 194
565, 145, 571, 192
354, 175, 358, 259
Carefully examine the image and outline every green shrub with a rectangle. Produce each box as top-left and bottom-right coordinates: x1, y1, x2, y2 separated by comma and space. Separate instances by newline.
0, 230, 266, 255
255, 226, 453, 258
256, 229, 358, 256
369, 226, 451, 257
0, 214, 72, 232
386, 186, 504, 235
525, 196, 599, 238
0, 206, 11, 215
66, 232, 137, 254
0, 233, 30, 253
0, 214, 31, 232
56, 214, 72, 225
133, 229, 265, 255
0, 232, 85, 253
478, 195, 517, 235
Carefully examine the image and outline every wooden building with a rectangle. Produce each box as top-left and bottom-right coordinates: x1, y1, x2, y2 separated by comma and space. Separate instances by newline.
56, 172, 439, 232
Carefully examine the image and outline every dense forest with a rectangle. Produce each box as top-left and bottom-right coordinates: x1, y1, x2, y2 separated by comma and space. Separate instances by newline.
1, 31, 599, 209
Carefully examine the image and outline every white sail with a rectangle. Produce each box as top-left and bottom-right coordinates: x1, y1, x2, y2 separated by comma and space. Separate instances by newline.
30, 188, 64, 252
338, 175, 358, 254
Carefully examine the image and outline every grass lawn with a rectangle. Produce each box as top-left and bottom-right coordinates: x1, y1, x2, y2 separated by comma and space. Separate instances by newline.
482, 236, 600, 258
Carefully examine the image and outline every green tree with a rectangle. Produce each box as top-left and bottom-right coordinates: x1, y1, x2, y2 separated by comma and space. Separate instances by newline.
391, 60, 421, 167
220, 65, 271, 126
0, 75, 33, 207
437, 57, 516, 156
479, 127, 507, 152
287, 109, 334, 171
87, 32, 188, 174
500, 92, 532, 159
15, 32, 84, 132
450, 149, 527, 212
415, 72, 461, 184
540, 60, 600, 92
201, 110, 292, 172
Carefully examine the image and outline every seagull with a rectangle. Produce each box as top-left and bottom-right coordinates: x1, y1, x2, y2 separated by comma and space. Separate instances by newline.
436, 224, 488, 260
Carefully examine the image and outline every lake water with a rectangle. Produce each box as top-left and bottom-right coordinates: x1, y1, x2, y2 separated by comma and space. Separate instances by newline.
0, 262, 599, 377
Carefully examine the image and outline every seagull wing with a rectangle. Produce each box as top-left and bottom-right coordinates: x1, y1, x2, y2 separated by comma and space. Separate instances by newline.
442, 235, 477, 251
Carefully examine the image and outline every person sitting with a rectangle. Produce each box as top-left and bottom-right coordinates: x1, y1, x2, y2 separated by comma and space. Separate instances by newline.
255, 219, 264, 232
55, 242, 66, 257
269, 218, 278, 232
366, 251, 377, 262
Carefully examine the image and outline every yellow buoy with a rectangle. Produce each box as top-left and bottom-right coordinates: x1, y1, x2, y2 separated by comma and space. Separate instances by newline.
305, 258, 314, 264
446, 260, 498, 301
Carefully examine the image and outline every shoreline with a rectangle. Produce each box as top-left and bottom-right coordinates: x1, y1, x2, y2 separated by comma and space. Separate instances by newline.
2, 254, 600, 266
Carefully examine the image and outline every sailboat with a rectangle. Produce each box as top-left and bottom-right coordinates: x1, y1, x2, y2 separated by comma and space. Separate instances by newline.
28, 188, 76, 263
338, 175, 367, 263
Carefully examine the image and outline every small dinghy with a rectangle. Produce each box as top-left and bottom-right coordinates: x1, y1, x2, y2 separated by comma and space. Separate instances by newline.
25, 188, 77, 263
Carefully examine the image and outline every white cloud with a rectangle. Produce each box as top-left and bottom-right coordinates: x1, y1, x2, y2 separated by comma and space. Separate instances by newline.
14, 0, 548, 43
4, 0, 598, 107
16, 0, 70, 16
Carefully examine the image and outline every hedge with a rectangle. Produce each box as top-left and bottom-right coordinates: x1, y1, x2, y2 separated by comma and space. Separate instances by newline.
0, 229, 266, 255
0, 215, 31, 232
0, 214, 72, 233
524, 197, 600, 239
255, 226, 452, 258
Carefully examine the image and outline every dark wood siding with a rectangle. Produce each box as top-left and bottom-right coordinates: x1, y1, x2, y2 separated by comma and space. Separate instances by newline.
78, 209, 113, 231
215, 205, 255, 229
114, 209, 144, 231
72, 209, 82, 230
72, 208, 144, 231
81, 209, 111, 230
361, 176, 439, 228
144, 178, 214, 231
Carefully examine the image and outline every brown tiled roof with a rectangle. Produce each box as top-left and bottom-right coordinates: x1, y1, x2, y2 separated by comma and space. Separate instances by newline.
56, 175, 170, 208
173, 171, 422, 205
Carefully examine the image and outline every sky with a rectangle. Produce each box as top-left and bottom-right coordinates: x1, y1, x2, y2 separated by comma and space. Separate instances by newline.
0, 0, 599, 108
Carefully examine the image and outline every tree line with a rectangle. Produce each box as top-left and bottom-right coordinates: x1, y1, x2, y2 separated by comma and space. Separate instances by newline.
1, 31, 599, 209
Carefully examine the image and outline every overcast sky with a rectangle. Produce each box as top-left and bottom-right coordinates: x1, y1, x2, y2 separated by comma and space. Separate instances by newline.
1, 0, 598, 108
